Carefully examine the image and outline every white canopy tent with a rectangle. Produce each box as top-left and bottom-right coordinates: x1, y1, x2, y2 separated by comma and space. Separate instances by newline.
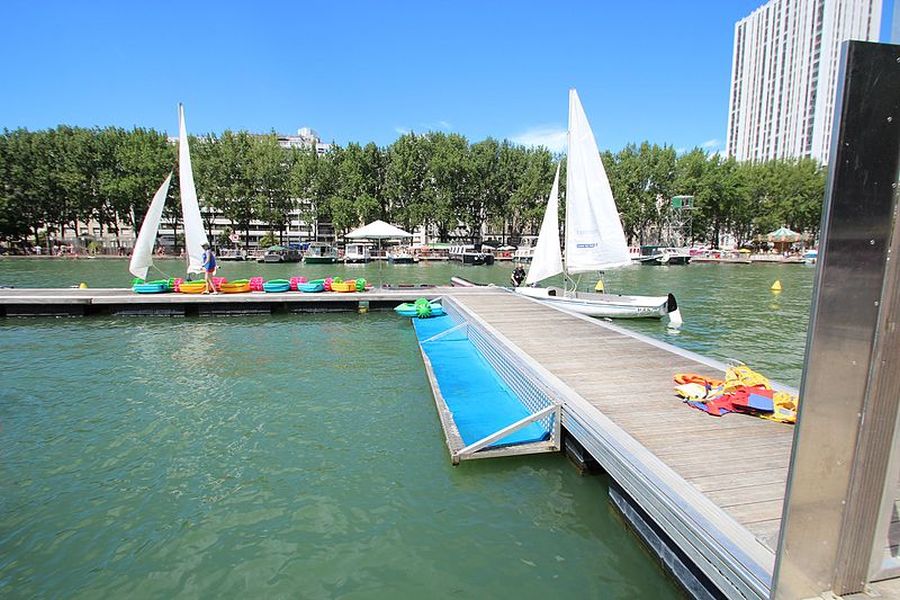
346, 220, 413, 241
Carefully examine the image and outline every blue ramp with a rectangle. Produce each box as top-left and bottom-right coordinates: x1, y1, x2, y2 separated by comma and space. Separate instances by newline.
413, 317, 549, 448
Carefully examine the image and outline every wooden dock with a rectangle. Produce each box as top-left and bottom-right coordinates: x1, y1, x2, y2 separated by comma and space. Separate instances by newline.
445, 288, 793, 599
0, 286, 488, 317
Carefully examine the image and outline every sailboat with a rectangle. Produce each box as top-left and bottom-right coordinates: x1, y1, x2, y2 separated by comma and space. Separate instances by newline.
515, 89, 682, 326
129, 104, 210, 281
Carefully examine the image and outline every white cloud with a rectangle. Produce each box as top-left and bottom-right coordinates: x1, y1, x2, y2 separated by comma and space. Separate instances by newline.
437, 120, 452, 130
394, 126, 409, 135
510, 125, 567, 153
701, 138, 720, 149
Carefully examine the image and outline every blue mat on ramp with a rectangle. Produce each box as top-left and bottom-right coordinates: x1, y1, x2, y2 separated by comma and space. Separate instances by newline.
413, 316, 549, 448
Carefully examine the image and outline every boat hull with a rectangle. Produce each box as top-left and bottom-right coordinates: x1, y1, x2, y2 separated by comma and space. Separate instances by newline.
633, 254, 691, 265
304, 257, 338, 264
515, 287, 671, 319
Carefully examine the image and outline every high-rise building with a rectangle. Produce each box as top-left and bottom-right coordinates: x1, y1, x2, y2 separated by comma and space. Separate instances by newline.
725, 0, 882, 165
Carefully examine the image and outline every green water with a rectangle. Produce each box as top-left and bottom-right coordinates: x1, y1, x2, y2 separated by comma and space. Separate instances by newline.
1, 314, 683, 598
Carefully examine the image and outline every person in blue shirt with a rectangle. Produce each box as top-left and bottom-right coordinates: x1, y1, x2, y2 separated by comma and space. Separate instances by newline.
201, 243, 218, 293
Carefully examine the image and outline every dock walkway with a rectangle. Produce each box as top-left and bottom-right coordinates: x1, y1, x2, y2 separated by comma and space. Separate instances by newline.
447, 288, 795, 599
0, 286, 490, 316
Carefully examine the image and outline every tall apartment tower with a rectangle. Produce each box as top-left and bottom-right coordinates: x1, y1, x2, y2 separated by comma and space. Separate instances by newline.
725, 0, 882, 165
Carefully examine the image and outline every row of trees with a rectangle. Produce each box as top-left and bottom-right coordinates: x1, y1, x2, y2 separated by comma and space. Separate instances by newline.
0, 126, 826, 248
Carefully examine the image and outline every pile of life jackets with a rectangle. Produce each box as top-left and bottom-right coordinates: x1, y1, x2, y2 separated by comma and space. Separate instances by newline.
673, 364, 798, 424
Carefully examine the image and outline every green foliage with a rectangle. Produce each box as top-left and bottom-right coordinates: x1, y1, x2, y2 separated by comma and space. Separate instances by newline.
0, 125, 826, 248
259, 231, 277, 248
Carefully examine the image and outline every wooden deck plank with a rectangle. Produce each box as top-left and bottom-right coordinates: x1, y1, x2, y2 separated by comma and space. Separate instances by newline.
451, 290, 796, 571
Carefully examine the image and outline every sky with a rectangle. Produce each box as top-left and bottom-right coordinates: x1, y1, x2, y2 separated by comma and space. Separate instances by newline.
0, 0, 894, 154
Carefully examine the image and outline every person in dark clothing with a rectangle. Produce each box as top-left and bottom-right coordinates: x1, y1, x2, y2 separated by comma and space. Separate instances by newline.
510, 264, 527, 287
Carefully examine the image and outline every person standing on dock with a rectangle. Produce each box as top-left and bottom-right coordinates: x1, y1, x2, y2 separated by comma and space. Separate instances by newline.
201, 243, 217, 294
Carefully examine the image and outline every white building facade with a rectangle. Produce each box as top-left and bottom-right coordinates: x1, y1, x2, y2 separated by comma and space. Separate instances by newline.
726, 0, 882, 165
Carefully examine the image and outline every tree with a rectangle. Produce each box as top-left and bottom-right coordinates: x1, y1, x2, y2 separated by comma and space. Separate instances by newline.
195, 131, 255, 247
251, 134, 292, 243
384, 133, 429, 231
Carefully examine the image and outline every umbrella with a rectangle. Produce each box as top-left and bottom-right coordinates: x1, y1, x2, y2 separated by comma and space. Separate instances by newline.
346, 220, 413, 240
766, 227, 802, 243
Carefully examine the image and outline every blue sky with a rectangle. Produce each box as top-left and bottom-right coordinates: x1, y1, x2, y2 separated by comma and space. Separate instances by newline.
0, 1, 894, 154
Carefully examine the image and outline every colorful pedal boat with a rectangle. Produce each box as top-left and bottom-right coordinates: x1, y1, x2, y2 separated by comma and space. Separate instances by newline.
331, 280, 357, 293
394, 300, 446, 318
263, 279, 291, 293
179, 281, 209, 294
220, 279, 251, 294
300, 279, 325, 293
132, 281, 170, 294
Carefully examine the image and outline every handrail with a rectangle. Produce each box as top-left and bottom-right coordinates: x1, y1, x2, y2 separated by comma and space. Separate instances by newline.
454, 405, 558, 462
419, 322, 467, 345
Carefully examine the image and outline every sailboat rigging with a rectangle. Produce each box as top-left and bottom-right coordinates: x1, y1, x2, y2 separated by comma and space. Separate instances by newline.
129, 104, 209, 280
515, 89, 682, 327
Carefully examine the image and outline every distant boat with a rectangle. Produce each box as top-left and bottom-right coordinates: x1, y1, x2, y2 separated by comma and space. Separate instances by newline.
129, 104, 208, 280
303, 242, 338, 264
218, 249, 247, 262
448, 245, 494, 265
344, 242, 372, 263
514, 89, 681, 325
257, 245, 301, 263
387, 250, 418, 264
633, 246, 692, 265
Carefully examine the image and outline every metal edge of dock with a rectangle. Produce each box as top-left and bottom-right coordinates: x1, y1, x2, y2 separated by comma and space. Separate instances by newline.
446, 292, 776, 600
0, 286, 495, 317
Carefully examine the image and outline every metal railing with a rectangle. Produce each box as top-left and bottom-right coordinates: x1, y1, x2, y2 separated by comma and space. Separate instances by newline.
429, 299, 561, 462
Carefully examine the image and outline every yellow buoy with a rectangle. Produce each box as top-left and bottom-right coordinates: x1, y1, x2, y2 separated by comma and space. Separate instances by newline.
79, 282, 88, 289
594, 279, 605, 293
771, 280, 782, 292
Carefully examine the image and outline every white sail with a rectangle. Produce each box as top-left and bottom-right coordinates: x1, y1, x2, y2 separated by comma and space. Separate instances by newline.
178, 103, 209, 274
525, 163, 564, 285
564, 89, 630, 273
129, 173, 172, 280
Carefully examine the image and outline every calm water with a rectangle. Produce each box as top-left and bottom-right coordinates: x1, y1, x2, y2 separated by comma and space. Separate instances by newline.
1, 314, 683, 599
0, 259, 816, 598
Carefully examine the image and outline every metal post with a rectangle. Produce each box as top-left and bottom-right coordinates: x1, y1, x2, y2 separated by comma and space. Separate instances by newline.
772, 41, 900, 599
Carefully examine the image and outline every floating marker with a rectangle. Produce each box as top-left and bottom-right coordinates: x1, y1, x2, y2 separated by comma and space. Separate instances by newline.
771, 280, 782, 292
594, 279, 605, 293
79, 282, 88, 289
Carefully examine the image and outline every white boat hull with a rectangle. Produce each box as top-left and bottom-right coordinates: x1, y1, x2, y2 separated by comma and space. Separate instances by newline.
514, 286, 674, 320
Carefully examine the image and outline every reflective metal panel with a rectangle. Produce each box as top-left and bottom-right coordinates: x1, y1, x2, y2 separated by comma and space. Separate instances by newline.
773, 41, 900, 599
